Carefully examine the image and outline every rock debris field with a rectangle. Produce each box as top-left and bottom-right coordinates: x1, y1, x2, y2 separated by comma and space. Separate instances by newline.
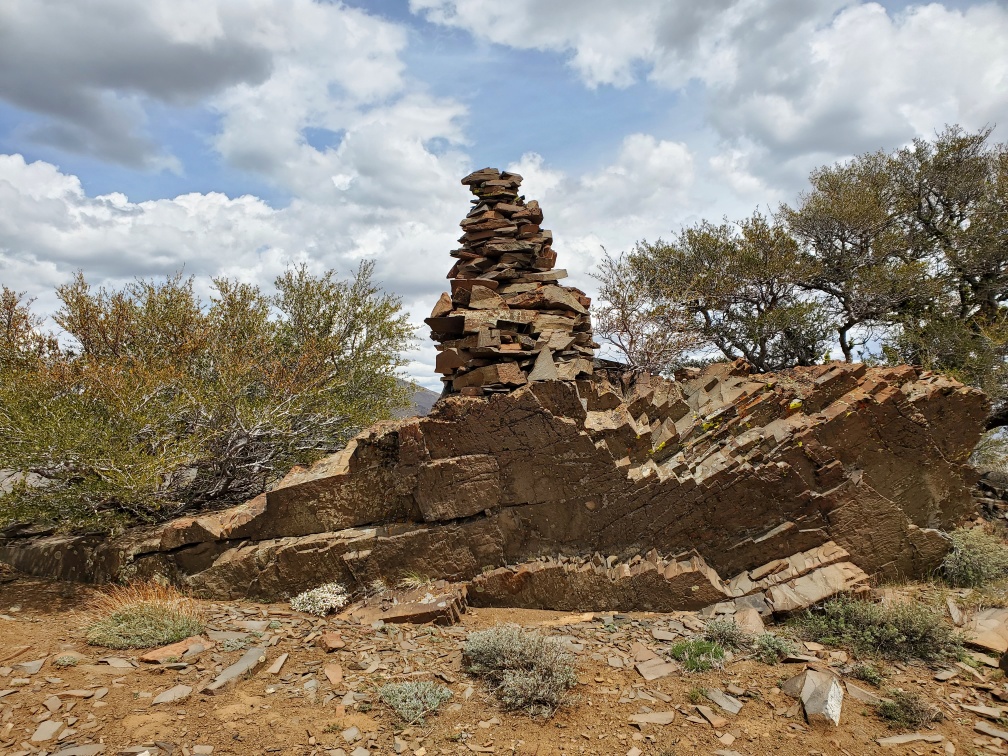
2, 578, 1008, 756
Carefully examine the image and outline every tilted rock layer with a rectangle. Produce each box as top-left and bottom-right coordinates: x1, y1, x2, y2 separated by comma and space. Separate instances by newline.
0, 360, 987, 612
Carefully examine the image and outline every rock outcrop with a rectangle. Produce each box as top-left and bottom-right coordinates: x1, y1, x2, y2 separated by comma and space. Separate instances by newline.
0, 360, 986, 612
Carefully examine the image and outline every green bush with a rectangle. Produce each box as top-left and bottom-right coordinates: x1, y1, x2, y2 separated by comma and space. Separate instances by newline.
378, 681, 452, 724
941, 528, 1008, 588
464, 625, 577, 716
669, 639, 725, 672
793, 595, 961, 661
0, 265, 414, 531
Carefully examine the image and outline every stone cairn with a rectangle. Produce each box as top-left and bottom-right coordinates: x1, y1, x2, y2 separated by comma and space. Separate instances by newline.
425, 167, 597, 395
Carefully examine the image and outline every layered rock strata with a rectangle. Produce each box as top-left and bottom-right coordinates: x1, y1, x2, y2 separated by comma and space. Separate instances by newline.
0, 361, 986, 612
426, 167, 596, 394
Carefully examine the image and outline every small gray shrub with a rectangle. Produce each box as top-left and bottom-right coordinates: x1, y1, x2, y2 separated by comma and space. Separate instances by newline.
464, 625, 577, 716
752, 632, 796, 664
379, 681, 452, 724
703, 618, 753, 651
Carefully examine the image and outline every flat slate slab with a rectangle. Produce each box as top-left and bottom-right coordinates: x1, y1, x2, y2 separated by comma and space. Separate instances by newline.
16, 657, 46, 675
704, 688, 743, 715
153, 684, 192, 704
31, 718, 62, 742
205, 647, 267, 695
140, 635, 209, 663
634, 658, 679, 681
51, 746, 106, 756
628, 711, 676, 726
877, 733, 945, 746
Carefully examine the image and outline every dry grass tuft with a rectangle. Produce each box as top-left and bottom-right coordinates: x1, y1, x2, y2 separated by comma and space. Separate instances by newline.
85, 582, 203, 650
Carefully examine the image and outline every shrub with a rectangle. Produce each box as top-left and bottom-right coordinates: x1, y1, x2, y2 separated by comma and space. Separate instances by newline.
669, 639, 725, 672
793, 595, 961, 661
379, 681, 452, 724
289, 583, 349, 616
52, 655, 79, 668
877, 690, 942, 729
0, 264, 414, 531
686, 686, 707, 704
703, 618, 753, 651
850, 662, 884, 686
464, 625, 577, 716
752, 633, 797, 665
85, 583, 203, 649
941, 528, 1008, 588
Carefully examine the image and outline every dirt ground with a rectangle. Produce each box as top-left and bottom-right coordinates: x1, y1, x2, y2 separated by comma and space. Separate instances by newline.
1, 576, 1006, 756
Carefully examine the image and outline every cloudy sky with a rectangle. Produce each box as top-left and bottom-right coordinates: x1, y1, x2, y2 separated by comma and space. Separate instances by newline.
1, 0, 1006, 389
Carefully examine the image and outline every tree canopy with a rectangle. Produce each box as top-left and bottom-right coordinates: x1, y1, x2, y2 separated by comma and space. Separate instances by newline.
0, 261, 415, 531
596, 125, 1007, 428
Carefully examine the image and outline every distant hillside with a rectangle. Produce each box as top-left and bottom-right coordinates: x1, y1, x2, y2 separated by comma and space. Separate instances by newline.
394, 379, 440, 418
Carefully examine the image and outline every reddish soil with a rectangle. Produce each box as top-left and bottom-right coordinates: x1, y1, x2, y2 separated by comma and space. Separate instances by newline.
0, 577, 1003, 756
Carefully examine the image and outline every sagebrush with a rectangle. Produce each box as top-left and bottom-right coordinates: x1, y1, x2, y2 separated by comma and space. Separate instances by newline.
793, 595, 961, 661
85, 583, 203, 650
703, 618, 753, 651
464, 625, 577, 716
752, 633, 796, 665
379, 681, 452, 724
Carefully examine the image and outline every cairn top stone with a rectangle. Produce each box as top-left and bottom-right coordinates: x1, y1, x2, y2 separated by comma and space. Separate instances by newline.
425, 167, 596, 395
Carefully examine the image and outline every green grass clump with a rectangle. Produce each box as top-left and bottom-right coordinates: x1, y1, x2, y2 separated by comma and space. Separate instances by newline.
85, 583, 203, 650
686, 686, 707, 704
464, 625, 577, 717
752, 632, 797, 664
378, 681, 452, 724
941, 528, 1008, 588
877, 690, 942, 729
793, 595, 961, 662
670, 638, 725, 672
703, 618, 753, 651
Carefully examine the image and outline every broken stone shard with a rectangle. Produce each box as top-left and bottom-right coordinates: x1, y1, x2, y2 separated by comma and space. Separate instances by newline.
783, 669, 844, 728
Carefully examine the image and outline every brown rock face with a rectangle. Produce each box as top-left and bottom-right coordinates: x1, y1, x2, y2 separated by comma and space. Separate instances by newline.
0, 361, 986, 612
427, 167, 596, 395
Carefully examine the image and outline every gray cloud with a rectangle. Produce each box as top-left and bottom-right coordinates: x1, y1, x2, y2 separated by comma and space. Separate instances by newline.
0, 0, 273, 167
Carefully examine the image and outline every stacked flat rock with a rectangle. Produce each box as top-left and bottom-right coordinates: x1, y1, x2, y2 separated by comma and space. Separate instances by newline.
425, 167, 597, 395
